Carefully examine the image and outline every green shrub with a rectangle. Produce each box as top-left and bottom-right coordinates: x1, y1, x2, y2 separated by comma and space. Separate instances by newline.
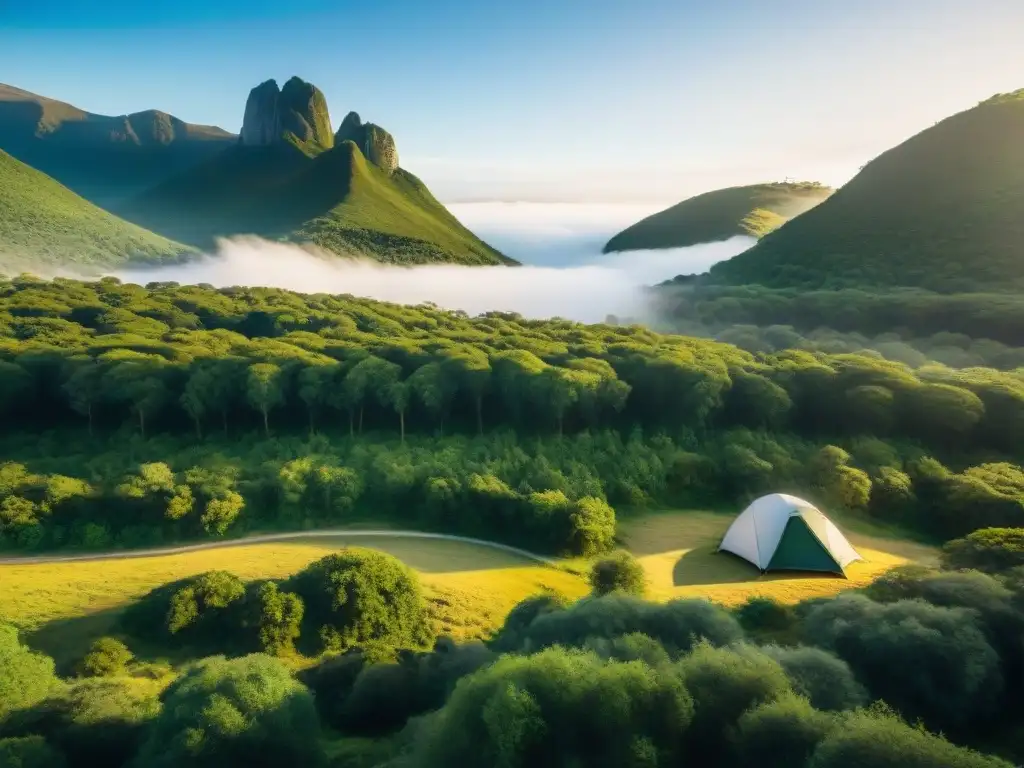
289, 550, 434, 654
0, 623, 62, 722
943, 528, 1024, 573
808, 707, 1013, 768
413, 647, 693, 767
0, 736, 66, 768
589, 550, 646, 596
133, 654, 325, 768
734, 693, 835, 768
675, 643, 792, 761
77, 638, 133, 678
760, 645, 867, 712
802, 594, 1002, 733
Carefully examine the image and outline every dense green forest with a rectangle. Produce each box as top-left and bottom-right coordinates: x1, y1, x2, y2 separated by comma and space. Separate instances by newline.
654, 283, 1024, 369
3, 529, 1024, 767
2, 275, 1024, 554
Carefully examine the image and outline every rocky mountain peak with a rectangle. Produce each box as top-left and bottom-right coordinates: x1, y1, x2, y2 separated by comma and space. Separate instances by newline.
240, 79, 281, 146
239, 77, 398, 172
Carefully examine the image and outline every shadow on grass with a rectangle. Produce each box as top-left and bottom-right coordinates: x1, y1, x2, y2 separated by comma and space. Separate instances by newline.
27, 608, 125, 673
672, 546, 847, 587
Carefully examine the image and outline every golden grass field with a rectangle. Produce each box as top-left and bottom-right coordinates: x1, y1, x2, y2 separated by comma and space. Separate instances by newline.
621, 510, 938, 605
0, 511, 937, 664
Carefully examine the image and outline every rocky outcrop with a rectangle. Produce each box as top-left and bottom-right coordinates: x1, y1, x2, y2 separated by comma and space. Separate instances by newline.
278, 77, 333, 148
333, 111, 399, 174
239, 78, 397, 171
335, 111, 363, 145
240, 79, 281, 146
240, 77, 333, 149
363, 124, 398, 174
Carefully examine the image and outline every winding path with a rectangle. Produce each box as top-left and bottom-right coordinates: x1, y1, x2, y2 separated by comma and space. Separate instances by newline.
0, 529, 558, 567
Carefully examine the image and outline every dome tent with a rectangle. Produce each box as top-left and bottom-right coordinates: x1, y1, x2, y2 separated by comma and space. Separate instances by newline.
718, 493, 862, 576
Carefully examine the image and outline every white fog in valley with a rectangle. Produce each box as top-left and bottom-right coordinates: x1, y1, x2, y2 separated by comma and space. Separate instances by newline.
93, 203, 755, 324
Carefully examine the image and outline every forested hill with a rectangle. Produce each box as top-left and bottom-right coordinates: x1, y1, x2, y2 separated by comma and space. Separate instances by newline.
118, 77, 512, 265
0, 149, 195, 268
0, 82, 235, 208
707, 89, 1024, 291
603, 182, 832, 253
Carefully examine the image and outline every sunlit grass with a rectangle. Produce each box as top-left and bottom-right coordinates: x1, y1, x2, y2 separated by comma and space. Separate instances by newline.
620, 509, 938, 606
0, 511, 936, 665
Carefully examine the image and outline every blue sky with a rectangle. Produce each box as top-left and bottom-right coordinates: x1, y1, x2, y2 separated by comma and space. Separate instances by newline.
2, 0, 1023, 202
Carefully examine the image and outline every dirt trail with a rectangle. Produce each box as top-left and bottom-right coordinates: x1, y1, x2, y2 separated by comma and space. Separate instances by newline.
0, 529, 557, 567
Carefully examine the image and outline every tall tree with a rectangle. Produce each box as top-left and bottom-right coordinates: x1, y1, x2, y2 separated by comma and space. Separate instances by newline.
246, 363, 285, 437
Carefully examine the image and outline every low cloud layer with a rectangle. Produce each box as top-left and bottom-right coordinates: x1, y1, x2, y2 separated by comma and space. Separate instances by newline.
109, 235, 751, 324
21, 203, 754, 324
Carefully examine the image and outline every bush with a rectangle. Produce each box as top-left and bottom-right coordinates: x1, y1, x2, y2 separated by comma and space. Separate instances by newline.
490, 592, 570, 652
413, 647, 694, 767
250, 581, 304, 655
802, 593, 1002, 733
675, 643, 792, 761
0, 623, 61, 722
734, 693, 835, 768
77, 638, 133, 678
120, 571, 248, 653
0, 736, 66, 768
507, 594, 744, 655
589, 550, 646, 596
943, 528, 1024, 573
133, 654, 325, 768
808, 707, 1013, 768
288, 550, 433, 654
735, 596, 798, 641
583, 632, 672, 668
760, 645, 867, 712
1, 678, 159, 768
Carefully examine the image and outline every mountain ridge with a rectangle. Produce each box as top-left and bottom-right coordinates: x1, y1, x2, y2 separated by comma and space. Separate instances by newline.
0, 82, 236, 207
118, 76, 513, 266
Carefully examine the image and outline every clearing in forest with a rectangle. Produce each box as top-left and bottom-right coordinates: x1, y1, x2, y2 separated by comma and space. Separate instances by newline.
0, 513, 935, 663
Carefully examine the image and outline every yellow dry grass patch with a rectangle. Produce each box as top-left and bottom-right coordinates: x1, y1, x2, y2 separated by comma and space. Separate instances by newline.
621, 510, 938, 606
0, 535, 589, 650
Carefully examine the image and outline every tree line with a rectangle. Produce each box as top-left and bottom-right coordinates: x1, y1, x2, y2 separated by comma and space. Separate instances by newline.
2, 276, 1024, 455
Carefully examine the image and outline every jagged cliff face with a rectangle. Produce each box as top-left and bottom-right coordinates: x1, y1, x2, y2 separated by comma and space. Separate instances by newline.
240, 77, 333, 149
239, 78, 398, 173
240, 80, 281, 146
333, 111, 399, 174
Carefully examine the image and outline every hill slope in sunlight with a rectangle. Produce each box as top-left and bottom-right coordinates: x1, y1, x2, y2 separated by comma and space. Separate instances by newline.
603, 182, 832, 253
708, 90, 1024, 291
0, 148, 194, 268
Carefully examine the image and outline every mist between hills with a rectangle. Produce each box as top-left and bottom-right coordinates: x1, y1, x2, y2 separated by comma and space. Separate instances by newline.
82, 235, 752, 325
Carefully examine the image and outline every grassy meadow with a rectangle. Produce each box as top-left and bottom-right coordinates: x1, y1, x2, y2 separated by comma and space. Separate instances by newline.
0, 510, 935, 666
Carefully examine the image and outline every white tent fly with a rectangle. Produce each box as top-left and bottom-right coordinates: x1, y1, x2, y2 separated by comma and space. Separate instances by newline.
718, 493, 862, 576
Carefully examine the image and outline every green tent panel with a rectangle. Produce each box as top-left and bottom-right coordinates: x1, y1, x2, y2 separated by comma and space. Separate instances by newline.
766, 515, 843, 573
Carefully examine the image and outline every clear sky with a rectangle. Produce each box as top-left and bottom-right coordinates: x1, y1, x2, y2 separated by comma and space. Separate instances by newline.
2, 0, 1023, 203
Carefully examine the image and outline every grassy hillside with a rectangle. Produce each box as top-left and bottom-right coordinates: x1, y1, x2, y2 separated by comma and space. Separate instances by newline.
121, 140, 515, 265
0, 149, 194, 268
708, 90, 1024, 291
0, 82, 235, 208
603, 182, 832, 252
